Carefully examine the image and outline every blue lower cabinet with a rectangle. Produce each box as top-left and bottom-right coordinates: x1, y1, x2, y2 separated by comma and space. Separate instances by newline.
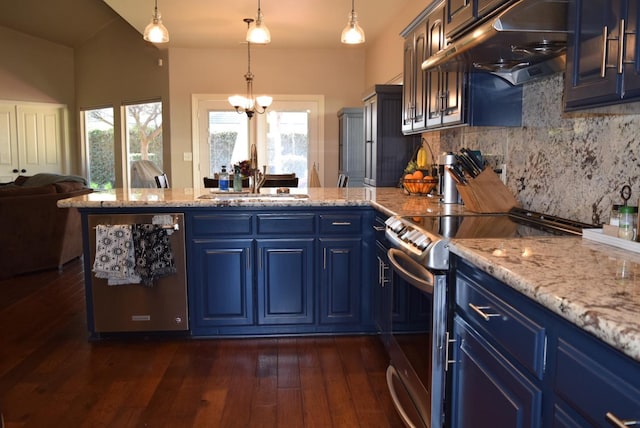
256, 238, 315, 325
451, 316, 542, 428
187, 208, 374, 336
451, 256, 640, 427
319, 238, 362, 325
190, 239, 254, 332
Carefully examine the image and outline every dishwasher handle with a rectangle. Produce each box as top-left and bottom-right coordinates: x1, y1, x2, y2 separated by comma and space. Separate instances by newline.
387, 248, 434, 295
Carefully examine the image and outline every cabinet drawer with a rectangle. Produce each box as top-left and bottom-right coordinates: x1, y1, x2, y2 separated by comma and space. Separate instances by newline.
256, 213, 315, 234
319, 214, 362, 234
555, 339, 640, 426
456, 274, 546, 379
191, 213, 252, 236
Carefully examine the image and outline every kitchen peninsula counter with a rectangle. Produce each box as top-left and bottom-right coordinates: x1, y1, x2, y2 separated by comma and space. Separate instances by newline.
450, 237, 640, 362
60, 187, 640, 362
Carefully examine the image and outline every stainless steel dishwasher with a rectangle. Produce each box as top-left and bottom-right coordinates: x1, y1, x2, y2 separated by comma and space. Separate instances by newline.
88, 213, 188, 333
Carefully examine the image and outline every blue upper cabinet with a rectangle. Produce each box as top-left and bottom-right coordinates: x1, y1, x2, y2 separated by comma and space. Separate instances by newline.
565, 0, 640, 110
363, 85, 419, 187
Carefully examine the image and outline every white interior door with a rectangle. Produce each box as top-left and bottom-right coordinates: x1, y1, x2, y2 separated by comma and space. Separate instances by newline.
16, 104, 65, 177
0, 103, 18, 182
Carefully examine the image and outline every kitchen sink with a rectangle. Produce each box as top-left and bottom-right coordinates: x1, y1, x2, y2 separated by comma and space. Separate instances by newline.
199, 193, 309, 201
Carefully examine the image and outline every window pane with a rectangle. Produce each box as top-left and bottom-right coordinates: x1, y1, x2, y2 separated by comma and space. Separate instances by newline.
125, 101, 163, 187
83, 107, 115, 190
208, 111, 248, 176
266, 111, 309, 187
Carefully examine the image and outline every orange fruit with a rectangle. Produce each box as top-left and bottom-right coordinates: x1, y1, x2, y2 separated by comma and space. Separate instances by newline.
413, 170, 424, 179
405, 173, 414, 180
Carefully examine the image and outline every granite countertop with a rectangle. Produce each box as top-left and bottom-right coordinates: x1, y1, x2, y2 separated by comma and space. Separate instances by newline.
59, 186, 640, 362
450, 237, 640, 362
57, 186, 466, 217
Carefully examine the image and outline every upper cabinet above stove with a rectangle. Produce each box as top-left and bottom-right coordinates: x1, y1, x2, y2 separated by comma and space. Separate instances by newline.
564, 0, 640, 110
401, 1, 523, 135
445, 0, 511, 39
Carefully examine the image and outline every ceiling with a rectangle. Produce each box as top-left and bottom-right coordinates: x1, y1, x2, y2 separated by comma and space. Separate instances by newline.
0, 0, 414, 49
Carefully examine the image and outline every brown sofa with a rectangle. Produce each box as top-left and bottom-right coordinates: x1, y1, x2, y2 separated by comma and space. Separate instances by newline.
0, 174, 92, 279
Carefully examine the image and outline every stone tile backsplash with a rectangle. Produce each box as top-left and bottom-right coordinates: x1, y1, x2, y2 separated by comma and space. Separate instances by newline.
437, 72, 640, 225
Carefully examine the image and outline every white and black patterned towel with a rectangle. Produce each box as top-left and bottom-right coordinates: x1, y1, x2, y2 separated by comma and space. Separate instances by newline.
132, 224, 177, 287
93, 224, 141, 285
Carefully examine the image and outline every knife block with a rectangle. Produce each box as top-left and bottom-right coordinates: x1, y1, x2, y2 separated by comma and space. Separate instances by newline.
455, 168, 519, 213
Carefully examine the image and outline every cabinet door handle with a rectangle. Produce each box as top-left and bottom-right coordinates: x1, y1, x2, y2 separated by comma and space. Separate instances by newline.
605, 412, 639, 427
601, 25, 609, 78
373, 225, 385, 231
323, 248, 327, 270
618, 19, 626, 75
468, 303, 501, 321
332, 221, 352, 226
444, 331, 457, 371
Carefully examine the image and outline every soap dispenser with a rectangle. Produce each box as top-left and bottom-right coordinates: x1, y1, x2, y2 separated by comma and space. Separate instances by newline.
219, 165, 229, 192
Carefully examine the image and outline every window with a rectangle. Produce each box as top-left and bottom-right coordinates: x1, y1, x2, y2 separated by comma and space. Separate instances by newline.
81, 101, 164, 189
263, 110, 309, 186
125, 101, 164, 188
207, 111, 248, 176
82, 107, 115, 190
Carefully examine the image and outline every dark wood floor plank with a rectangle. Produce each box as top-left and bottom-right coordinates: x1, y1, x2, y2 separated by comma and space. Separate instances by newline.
276, 387, 304, 427
0, 259, 403, 428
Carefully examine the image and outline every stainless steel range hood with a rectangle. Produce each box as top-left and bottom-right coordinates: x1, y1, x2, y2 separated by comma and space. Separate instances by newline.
422, 0, 569, 85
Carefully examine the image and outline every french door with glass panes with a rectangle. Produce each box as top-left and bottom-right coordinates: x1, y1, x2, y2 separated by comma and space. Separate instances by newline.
195, 95, 324, 189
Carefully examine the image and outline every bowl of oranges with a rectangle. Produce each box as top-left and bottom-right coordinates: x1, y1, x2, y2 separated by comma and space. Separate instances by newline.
402, 170, 438, 195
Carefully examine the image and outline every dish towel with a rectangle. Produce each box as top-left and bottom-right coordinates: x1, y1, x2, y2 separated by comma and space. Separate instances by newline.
132, 224, 177, 287
93, 225, 141, 285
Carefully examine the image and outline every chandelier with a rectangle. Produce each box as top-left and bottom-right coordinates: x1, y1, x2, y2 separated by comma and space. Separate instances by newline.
228, 19, 273, 119
143, 0, 169, 43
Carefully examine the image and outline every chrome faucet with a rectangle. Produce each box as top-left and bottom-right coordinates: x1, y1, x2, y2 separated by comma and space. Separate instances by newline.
250, 143, 265, 193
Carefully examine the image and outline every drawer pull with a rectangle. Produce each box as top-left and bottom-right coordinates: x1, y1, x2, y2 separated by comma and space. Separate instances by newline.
468, 303, 501, 322
606, 412, 639, 427
332, 221, 352, 226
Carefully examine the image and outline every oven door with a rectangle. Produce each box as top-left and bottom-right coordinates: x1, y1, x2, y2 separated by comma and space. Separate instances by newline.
386, 248, 447, 428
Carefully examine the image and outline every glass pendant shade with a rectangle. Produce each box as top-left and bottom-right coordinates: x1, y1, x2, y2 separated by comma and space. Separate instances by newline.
246, 11, 271, 44
341, 10, 365, 44
143, 1, 169, 43
246, 0, 271, 44
255, 96, 273, 108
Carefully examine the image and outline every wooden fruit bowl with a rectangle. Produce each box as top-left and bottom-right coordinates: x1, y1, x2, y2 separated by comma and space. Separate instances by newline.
402, 177, 438, 195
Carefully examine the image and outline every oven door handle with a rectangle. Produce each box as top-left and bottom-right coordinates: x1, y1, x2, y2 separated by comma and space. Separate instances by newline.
387, 248, 434, 295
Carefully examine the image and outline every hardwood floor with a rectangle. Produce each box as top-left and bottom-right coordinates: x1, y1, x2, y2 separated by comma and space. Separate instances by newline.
0, 259, 404, 428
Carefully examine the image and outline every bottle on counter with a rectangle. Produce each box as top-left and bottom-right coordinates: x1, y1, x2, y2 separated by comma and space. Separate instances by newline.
618, 205, 635, 240
218, 165, 229, 192
233, 165, 243, 192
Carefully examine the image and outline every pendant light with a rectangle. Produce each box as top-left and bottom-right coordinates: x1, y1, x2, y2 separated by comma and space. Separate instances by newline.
229, 19, 273, 119
143, 0, 170, 43
341, 0, 365, 44
246, 0, 271, 44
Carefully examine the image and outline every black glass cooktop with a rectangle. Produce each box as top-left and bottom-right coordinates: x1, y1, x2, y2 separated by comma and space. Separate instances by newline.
403, 208, 594, 240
